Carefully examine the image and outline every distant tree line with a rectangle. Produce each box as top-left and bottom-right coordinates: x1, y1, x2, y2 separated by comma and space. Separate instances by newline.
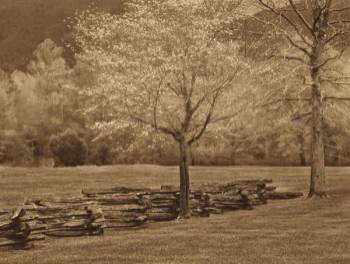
0, 26, 350, 168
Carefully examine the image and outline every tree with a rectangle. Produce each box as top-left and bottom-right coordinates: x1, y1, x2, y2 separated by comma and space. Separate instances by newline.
28, 38, 74, 125
6, 39, 81, 165
74, 0, 247, 217
255, 0, 350, 197
49, 130, 88, 167
0, 69, 13, 129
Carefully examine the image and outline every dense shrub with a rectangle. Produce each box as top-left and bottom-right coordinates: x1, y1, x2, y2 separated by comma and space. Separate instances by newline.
49, 130, 88, 167
88, 143, 113, 165
0, 133, 33, 166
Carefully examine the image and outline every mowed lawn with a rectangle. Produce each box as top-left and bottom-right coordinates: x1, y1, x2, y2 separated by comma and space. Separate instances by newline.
0, 165, 349, 264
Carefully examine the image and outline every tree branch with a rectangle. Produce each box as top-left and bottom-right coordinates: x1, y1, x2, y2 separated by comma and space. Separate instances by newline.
261, 97, 311, 107
256, 0, 314, 46
329, 20, 350, 25
153, 83, 161, 131
324, 96, 350, 101
287, 0, 314, 36
291, 112, 311, 121
330, 7, 350, 13
316, 47, 346, 69
188, 86, 225, 145
268, 54, 308, 64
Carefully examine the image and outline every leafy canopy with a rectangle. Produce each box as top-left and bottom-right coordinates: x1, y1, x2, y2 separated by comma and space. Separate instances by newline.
74, 0, 249, 142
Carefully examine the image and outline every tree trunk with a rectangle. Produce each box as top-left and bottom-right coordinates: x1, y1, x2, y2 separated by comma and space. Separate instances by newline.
299, 150, 307, 167
298, 135, 306, 166
308, 65, 326, 198
178, 140, 191, 218
189, 145, 195, 166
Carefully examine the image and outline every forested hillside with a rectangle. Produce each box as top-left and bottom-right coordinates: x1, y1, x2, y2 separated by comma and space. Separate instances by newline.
0, 0, 123, 71
1, 0, 349, 71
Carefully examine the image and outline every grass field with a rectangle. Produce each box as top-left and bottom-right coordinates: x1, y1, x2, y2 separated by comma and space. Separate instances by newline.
0, 165, 349, 264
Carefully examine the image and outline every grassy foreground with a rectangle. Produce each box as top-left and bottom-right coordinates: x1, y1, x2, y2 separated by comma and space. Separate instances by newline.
0, 165, 349, 264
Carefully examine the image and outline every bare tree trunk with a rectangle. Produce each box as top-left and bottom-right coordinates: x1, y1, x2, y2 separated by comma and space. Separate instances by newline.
189, 145, 195, 166
308, 2, 331, 198
156, 144, 163, 164
178, 139, 191, 218
297, 135, 306, 166
309, 65, 326, 198
61, 101, 64, 123
299, 149, 307, 167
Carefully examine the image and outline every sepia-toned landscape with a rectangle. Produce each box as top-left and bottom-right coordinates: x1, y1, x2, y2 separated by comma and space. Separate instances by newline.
1, 0, 350, 263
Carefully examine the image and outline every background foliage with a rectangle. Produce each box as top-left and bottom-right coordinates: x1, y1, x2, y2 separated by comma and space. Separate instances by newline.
1, 0, 350, 167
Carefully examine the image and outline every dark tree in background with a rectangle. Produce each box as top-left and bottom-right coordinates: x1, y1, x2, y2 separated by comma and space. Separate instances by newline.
50, 130, 88, 167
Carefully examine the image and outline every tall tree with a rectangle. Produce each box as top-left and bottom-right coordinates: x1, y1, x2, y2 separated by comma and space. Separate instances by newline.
255, 0, 350, 197
0, 69, 13, 129
74, 0, 247, 217
28, 38, 74, 125
8, 39, 76, 164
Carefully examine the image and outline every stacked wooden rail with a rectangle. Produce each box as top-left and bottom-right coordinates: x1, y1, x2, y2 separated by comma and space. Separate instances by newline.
23, 199, 104, 237
83, 192, 148, 229
0, 179, 303, 249
81, 179, 303, 220
0, 209, 45, 249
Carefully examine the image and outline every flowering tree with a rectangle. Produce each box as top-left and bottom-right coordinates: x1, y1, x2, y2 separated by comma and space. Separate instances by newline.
74, 0, 247, 217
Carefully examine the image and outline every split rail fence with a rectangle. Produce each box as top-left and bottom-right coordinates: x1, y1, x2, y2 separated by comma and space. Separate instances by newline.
0, 179, 302, 249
